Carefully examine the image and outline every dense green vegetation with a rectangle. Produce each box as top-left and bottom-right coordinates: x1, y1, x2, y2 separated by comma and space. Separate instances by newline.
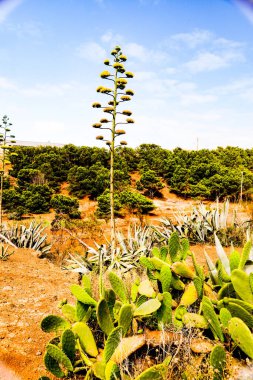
2, 143, 252, 218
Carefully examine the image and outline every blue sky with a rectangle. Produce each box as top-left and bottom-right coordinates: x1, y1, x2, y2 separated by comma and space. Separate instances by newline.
0, 0, 253, 149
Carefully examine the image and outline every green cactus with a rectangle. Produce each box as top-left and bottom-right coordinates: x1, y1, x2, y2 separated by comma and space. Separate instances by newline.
231, 269, 253, 303
180, 282, 198, 307
134, 298, 161, 316
217, 260, 231, 283
193, 276, 203, 298
224, 302, 253, 329
72, 322, 98, 357
61, 329, 76, 363
157, 292, 172, 328
159, 264, 172, 293
104, 326, 123, 363
210, 345, 226, 380
201, 297, 224, 342
81, 274, 92, 295
138, 279, 156, 298
250, 273, 253, 293
171, 261, 195, 279
171, 274, 185, 291
108, 272, 128, 303
46, 344, 73, 372
149, 257, 166, 270
182, 313, 208, 329
217, 282, 235, 300
169, 231, 180, 262
93, 361, 106, 380
41, 315, 70, 333
228, 317, 253, 359
191, 251, 204, 280
104, 289, 116, 318
134, 356, 171, 380
44, 352, 65, 378
174, 305, 187, 321
118, 304, 133, 335
105, 360, 120, 380
60, 304, 77, 323
218, 297, 253, 314
70, 284, 97, 306
229, 250, 240, 272
219, 308, 232, 328
180, 238, 190, 260
238, 241, 252, 270
152, 246, 161, 258
160, 246, 169, 261
97, 299, 114, 336
139, 256, 155, 270
76, 301, 91, 322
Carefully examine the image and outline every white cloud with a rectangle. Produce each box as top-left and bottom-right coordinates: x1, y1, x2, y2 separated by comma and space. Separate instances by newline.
184, 50, 244, 73
21, 82, 75, 97
77, 42, 106, 62
171, 29, 213, 49
0, 0, 23, 24
0, 76, 16, 89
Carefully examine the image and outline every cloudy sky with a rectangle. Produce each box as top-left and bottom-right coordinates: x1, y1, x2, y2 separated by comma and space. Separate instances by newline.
0, 0, 253, 149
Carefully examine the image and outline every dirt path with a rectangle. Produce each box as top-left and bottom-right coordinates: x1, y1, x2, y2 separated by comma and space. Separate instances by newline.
0, 248, 78, 380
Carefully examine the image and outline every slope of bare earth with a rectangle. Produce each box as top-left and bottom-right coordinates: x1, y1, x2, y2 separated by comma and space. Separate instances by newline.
0, 248, 78, 380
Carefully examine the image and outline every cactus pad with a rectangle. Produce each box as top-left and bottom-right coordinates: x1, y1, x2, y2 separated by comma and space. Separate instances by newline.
97, 299, 114, 336
134, 298, 161, 316
41, 315, 70, 333
46, 343, 73, 372
104, 326, 123, 363
210, 345, 226, 380
72, 322, 98, 357
118, 304, 133, 335
228, 317, 253, 359
108, 272, 128, 303
70, 284, 97, 306
231, 269, 253, 303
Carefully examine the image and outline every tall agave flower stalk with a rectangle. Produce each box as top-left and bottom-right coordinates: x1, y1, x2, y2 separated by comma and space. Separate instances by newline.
0, 115, 16, 229
92, 46, 134, 255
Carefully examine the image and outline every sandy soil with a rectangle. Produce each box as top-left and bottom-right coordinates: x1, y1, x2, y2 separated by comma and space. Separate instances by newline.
0, 248, 78, 380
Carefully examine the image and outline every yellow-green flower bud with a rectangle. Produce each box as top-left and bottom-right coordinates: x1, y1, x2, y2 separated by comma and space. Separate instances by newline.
125, 89, 134, 96
119, 55, 127, 62
111, 49, 117, 56
104, 59, 110, 65
120, 95, 131, 101
106, 141, 112, 146
92, 123, 102, 128
113, 62, 124, 70
120, 141, 127, 146
117, 78, 127, 85
100, 70, 111, 78
114, 46, 121, 52
125, 72, 134, 78
108, 100, 118, 106
126, 118, 134, 123
100, 87, 112, 93
92, 102, 102, 108
122, 110, 132, 116
96, 135, 104, 140
100, 118, 110, 123
96, 86, 103, 92
115, 129, 126, 135
103, 107, 114, 113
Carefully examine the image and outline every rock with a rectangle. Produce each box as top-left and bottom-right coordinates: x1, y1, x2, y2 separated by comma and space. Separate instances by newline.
190, 338, 214, 353
2, 286, 13, 291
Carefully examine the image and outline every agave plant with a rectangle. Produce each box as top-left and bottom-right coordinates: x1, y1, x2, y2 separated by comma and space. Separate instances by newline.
0, 221, 51, 256
63, 224, 155, 273
154, 200, 247, 245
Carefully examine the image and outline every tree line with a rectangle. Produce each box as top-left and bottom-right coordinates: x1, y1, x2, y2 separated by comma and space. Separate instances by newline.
2, 143, 253, 219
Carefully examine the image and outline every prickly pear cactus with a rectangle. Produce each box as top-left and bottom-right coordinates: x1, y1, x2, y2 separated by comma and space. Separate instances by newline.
225, 302, 253, 329
229, 250, 240, 272
238, 241, 252, 270
201, 297, 224, 342
70, 284, 97, 306
180, 282, 198, 307
108, 272, 128, 303
219, 308, 232, 328
159, 264, 172, 293
134, 298, 161, 316
118, 304, 133, 335
182, 312, 208, 329
72, 322, 98, 357
46, 343, 73, 372
171, 261, 195, 279
61, 329, 75, 363
97, 299, 114, 336
157, 292, 172, 328
41, 315, 70, 333
44, 351, 65, 378
105, 360, 120, 380
103, 326, 123, 363
210, 345, 226, 380
231, 269, 253, 303
228, 317, 253, 359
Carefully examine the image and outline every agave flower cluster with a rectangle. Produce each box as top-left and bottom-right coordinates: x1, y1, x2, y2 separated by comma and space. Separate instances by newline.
92, 45, 135, 148
92, 46, 135, 252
